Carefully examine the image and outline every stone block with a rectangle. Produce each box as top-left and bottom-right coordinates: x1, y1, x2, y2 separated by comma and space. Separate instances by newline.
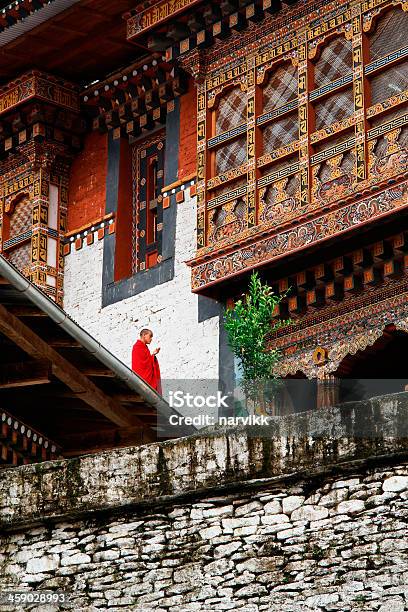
203, 505, 234, 518
200, 525, 222, 539
291, 505, 329, 522
26, 555, 59, 574
214, 541, 242, 558
335, 500, 365, 515
60, 552, 91, 566
263, 500, 282, 515
222, 516, 260, 532
235, 501, 263, 516
383, 476, 408, 492
282, 496, 305, 514
261, 514, 290, 525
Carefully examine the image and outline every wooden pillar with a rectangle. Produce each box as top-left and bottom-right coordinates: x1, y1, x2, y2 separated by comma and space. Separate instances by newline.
0, 73, 81, 306
0, 143, 72, 306
32, 151, 70, 305
316, 374, 340, 409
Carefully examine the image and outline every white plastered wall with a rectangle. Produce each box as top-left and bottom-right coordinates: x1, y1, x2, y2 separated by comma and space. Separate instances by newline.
63, 190, 220, 379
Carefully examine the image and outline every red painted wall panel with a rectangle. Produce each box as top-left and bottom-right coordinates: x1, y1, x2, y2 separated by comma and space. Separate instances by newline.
67, 131, 108, 232
178, 79, 197, 181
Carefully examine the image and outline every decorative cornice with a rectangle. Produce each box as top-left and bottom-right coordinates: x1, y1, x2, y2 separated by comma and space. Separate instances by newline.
0, 70, 79, 116
123, 0, 306, 66
81, 57, 188, 141
63, 214, 116, 254
125, 0, 202, 40
0, 71, 83, 158
189, 181, 408, 291
272, 282, 408, 378
178, 49, 207, 83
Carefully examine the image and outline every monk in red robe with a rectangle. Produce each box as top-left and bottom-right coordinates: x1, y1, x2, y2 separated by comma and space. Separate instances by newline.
131, 328, 162, 393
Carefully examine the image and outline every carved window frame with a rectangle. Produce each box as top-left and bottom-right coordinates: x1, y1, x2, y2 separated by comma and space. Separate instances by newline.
132, 131, 166, 273
196, 0, 408, 255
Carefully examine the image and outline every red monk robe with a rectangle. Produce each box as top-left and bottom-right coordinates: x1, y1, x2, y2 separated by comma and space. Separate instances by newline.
132, 339, 162, 393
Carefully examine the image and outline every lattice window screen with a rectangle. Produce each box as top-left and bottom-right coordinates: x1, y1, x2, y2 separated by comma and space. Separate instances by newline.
264, 184, 279, 209
399, 126, 408, 150
369, 7, 408, 61
263, 63, 298, 112
317, 162, 332, 183
314, 36, 353, 87
216, 87, 247, 134
370, 62, 408, 105
9, 196, 31, 237
285, 174, 300, 199
215, 136, 247, 175
340, 150, 354, 175
373, 136, 388, 159
314, 88, 354, 130
213, 207, 227, 228
234, 199, 246, 220
8, 242, 31, 271
263, 113, 298, 151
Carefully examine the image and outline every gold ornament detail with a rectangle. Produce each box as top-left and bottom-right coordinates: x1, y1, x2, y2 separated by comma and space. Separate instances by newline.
313, 346, 329, 365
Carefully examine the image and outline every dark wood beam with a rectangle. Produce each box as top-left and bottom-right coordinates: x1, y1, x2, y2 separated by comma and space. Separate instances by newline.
0, 360, 50, 389
47, 338, 82, 348
45, 17, 131, 70
42, 22, 89, 38
0, 304, 142, 429
24, 32, 61, 48
106, 36, 132, 46
114, 393, 145, 403
0, 391, 96, 412
81, 368, 116, 377
75, 5, 113, 22
123, 410, 156, 417
0, 48, 30, 62
7, 306, 47, 317
45, 42, 94, 70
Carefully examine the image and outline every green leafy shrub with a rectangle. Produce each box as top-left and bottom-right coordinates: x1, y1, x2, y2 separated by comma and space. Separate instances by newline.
223, 271, 291, 408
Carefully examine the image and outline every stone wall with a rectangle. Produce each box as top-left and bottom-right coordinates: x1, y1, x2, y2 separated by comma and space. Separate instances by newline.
1, 396, 408, 611
63, 189, 219, 379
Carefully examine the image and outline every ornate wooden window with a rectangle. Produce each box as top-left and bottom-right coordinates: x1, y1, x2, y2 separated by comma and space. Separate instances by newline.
312, 36, 354, 131
0, 155, 67, 303
2, 193, 32, 275
194, 0, 408, 261
365, 5, 408, 185
310, 34, 355, 205
204, 85, 248, 246
258, 61, 299, 225
132, 132, 165, 272
367, 7, 408, 106
262, 62, 298, 151
212, 86, 247, 176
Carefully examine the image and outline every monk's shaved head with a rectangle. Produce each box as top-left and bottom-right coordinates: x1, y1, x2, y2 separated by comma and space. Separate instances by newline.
140, 328, 153, 338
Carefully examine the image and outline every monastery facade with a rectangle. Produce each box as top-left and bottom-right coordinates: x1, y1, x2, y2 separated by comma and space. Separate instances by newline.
0, 0, 407, 399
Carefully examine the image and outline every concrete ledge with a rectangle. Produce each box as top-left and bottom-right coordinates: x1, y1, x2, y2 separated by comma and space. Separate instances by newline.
1, 392, 408, 530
